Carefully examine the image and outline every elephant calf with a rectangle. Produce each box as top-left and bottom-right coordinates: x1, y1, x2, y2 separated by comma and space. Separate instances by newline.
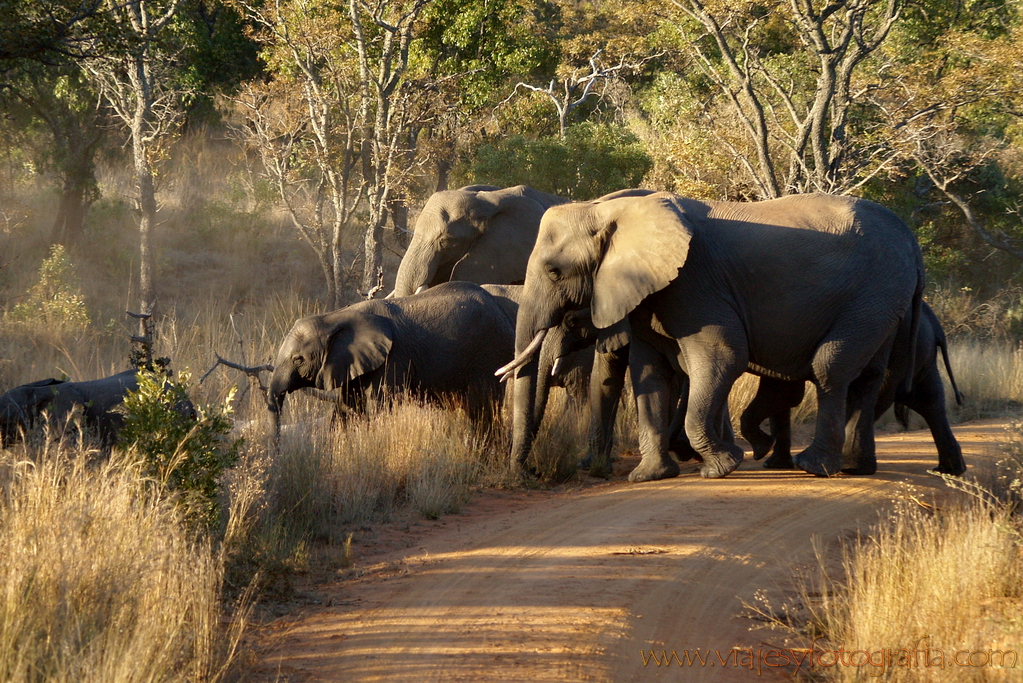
267, 282, 517, 430
0, 370, 140, 446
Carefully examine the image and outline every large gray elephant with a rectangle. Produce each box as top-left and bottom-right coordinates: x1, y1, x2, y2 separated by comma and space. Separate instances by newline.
267, 282, 516, 431
505, 191, 924, 481
742, 301, 965, 475
391, 185, 567, 297
0, 370, 140, 445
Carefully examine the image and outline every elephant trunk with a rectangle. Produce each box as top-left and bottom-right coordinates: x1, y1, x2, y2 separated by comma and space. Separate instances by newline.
509, 325, 566, 468
266, 369, 290, 448
393, 243, 442, 298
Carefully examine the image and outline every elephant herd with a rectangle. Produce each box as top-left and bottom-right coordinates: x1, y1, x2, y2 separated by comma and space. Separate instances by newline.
268, 184, 967, 481
0, 183, 966, 482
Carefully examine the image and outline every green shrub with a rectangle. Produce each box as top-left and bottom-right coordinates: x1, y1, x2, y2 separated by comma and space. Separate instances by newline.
460, 121, 653, 199
118, 369, 242, 527
7, 243, 90, 330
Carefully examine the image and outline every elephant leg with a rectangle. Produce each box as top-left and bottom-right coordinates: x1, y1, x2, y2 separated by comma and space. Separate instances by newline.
740, 377, 804, 463
763, 412, 795, 469
667, 375, 702, 463
627, 341, 680, 483
796, 326, 896, 477
902, 368, 966, 476
684, 353, 746, 480
582, 345, 628, 478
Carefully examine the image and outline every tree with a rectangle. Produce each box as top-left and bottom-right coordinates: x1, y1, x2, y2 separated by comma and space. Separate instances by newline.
237, 0, 433, 304
659, 0, 901, 198
4, 64, 105, 243
85, 0, 187, 322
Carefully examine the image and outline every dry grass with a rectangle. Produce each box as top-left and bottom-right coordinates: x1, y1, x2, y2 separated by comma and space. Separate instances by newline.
945, 339, 1023, 420
263, 394, 499, 543
798, 496, 1023, 682
0, 441, 247, 683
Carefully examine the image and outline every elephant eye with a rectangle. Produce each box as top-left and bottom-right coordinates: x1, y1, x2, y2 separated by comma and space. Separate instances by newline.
291, 354, 303, 366
546, 265, 563, 282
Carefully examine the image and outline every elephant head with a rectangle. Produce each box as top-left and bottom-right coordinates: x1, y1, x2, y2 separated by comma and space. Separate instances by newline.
508, 191, 689, 368
267, 306, 395, 432
392, 185, 567, 297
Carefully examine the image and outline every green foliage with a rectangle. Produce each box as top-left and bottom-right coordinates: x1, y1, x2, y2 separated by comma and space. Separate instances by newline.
460, 122, 652, 199
119, 369, 241, 528
7, 244, 90, 330
417, 0, 561, 111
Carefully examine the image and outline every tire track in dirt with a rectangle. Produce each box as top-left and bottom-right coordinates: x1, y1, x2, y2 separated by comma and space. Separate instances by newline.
254, 420, 1008, 682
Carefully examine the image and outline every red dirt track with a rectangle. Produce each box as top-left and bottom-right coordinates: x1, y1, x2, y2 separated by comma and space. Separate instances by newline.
252, 420, 1009, 682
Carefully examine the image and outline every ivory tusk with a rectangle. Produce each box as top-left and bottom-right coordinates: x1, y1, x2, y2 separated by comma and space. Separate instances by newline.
495, 328, 548, 378
551, 356, 564, 377
414, 285, 428, 295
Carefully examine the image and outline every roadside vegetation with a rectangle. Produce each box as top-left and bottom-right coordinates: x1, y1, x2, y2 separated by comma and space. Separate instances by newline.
4, 0, 1023, 679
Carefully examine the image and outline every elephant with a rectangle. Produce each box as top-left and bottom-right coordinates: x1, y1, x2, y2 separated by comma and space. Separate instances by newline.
0, 370, 140, 446
497, 302, 723, 476
391, 185, 567, 297
267, 281, 516, 433
504, 191, 924, 481
741, 301, 966, 475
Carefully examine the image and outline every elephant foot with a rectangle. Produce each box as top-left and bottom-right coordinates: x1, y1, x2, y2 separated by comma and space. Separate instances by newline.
763, 451, 794, 469
699, 446, 743, 479
793, 445, 843, 477
932, 461, 967, 477
628, 455, 680, 483
747, 432, 775, 461
841, 462, 877, 476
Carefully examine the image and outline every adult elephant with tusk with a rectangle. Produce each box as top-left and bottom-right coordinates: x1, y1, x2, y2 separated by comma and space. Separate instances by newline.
505, 191, 924, 481
267, 282, 516, 436
391, 185, 568, 298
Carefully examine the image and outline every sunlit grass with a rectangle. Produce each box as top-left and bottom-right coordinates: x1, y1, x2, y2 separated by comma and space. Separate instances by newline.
0, 441, 247, 683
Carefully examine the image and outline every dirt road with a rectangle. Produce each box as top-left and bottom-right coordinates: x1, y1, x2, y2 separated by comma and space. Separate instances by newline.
253, 420, 1009, 682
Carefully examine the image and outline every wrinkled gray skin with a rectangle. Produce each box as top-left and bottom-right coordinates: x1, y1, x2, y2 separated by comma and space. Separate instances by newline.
267, 282, 515, 434
509, 191, 924, 481
391, 185, 567, 297
0, 370, 140, 446
742, 302, 966, 476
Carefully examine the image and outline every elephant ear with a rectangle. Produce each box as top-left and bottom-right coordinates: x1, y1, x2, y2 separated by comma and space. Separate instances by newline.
591, 195, 693, 329
319, 314, 395, 389
450, 189, 547, 285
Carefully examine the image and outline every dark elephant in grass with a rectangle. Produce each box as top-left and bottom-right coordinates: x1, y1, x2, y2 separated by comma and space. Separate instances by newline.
741, 302, 966, 476
391, 185, 567, 297
0, 370, 140, 446
267, 282, 516, 433
506, 191, 924, 481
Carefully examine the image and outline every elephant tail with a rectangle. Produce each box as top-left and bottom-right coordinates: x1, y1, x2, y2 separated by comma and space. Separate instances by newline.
937, 326, 965, 406
901, 275, 924, 396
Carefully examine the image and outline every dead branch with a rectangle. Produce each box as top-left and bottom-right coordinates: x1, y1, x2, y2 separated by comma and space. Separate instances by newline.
200, 353, 273, 397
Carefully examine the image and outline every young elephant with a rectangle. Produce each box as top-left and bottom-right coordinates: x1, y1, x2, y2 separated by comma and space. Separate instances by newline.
0, 370, 140, 446
267, 282, 516, 431
741, 302, 966, 475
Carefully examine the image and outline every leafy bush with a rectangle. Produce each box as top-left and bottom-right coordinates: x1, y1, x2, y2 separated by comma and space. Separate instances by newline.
460, 121, 652, 199
118, 369, 242, 527
7, 243, 90, 330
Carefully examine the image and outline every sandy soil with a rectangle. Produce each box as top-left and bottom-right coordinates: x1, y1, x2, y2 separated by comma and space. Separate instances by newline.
250, 419, 1011, 682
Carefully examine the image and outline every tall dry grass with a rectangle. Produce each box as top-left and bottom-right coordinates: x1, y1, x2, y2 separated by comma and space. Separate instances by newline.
260, 394, 501, 546
799, 496, 1022, 682
0, 440, 246, 683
